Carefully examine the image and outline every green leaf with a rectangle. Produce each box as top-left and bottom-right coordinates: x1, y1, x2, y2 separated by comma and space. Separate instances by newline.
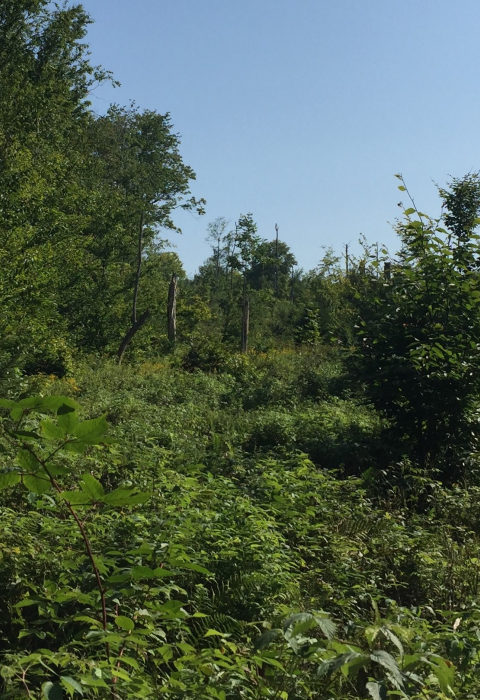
317, 653, 366, 677
60, 677, 83, 697
10, 407, 23, 421
42, 681, 64, 700
11, 430, 41, 441
253, 629, 282, 650
80, 473, 105, 501
0, 471, 21, 490
18, 397, 43, 410
204, 629, 224, 637
17, 449, 41, 471
366, 681, 387, 700
0, 399, 17, 409
46, 463, 69, 477
398, 185, 406, 191
404, 208, 416, 216
115, 615, 135, 631
57, 411, 79, 434
41, 420, 66, 441
117, 656, 139, 670
23, 473, 51, 494
370, 650, 404, 688
61, 491, 93, 506
63, 441, 87, 454
131, 566, 156, 580
72, 416, 109, 444
429, 656, 455, 696
107, 573, 131, 583
40, 396, 80, 414
103, 487, 150, 506
314, 614, 337, 640
169, 559, 210, 575
382, 627, 404, 656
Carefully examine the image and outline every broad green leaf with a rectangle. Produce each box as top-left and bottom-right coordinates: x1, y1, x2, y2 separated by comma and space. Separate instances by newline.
17, 449, 41, 471
23, 473, 51, 494
61, 491, 93, 506
40, 396, 80, 414
72, 416, 109, 443
116, 656, 139, 670
0, 471, 21, 490
42, 681, 64, 700
103, 487, 150, 506
18, 397, 43, 410
57, 411, 79, 434
429, 656, 455, 696
11, 430, 41, 441
370, 650, 404, 688
60, 677, 83, 697
366, 681, 387, 700
253, 629, 281, 650
365, 625, 380, 645
79, 676, 108, 689
317, 653, 366, 678
382, 627, 404, 656
0, 399, 17, 409
41, 420, 66, 441
10, 407, 24, 421
80, 473, 105, 500
404, 208, 416, 216
169, 560, 210, 575
131, 566, 156, 580
107, 573, 131, 583
63, 441, 87, 454
115, 615, 135, 631
314, 614, 336, 640
204, 629, 224, 637
46, 464, 69, 477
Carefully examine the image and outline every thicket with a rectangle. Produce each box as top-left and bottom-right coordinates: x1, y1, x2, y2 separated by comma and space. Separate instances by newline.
3, 2, 480, 699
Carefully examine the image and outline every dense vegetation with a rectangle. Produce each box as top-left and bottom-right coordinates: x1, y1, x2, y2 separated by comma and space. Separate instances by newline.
3, 2, 480, 699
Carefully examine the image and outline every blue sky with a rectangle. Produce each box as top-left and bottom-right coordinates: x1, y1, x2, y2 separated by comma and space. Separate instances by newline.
79, 0, 480, 274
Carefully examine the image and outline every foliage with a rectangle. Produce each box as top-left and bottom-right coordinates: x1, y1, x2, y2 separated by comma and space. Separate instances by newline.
349, 175, 480, 475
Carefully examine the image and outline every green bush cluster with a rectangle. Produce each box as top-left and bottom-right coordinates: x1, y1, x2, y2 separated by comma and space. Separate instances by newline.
1, 359, 480, 698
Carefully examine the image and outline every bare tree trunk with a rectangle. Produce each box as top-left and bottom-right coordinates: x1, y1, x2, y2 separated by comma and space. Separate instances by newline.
117, 211, 150, 364
241, 297, 249, 353
167, 273, 178, 344
117, 310, 151, 364
132, 211, 144, 325
275, 223, 279, 298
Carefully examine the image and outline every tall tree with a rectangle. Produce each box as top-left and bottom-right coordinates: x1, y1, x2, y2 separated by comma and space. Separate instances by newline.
0, 0, 110, 372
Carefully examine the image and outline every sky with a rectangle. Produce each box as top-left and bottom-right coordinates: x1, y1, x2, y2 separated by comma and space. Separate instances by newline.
79, 0, 480, 275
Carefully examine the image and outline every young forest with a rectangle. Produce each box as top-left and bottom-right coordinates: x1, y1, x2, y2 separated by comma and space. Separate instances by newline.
3, 3, 480, 699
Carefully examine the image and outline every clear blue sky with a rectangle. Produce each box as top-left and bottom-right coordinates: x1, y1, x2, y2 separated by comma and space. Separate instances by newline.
79, 0, 480, 274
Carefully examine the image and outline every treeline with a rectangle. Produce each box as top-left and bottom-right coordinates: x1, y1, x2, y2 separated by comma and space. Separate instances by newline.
0, 0, 202, 373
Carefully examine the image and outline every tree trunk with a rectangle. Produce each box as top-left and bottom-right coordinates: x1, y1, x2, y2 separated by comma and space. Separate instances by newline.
167, 273, 178, 343
117, 211, 150, 364
117, 309, 151, 364
241, 297, 249, 353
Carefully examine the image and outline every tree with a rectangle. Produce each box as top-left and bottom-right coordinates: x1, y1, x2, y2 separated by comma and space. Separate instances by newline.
0, 0, 111, 373
350, 175, 480, 476
60, 103, 205, 357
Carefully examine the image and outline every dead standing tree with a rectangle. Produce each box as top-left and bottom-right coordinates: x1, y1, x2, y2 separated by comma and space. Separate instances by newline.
167, 273, 178, 344
241, 272, 249, 353
117, 212, 151, 364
